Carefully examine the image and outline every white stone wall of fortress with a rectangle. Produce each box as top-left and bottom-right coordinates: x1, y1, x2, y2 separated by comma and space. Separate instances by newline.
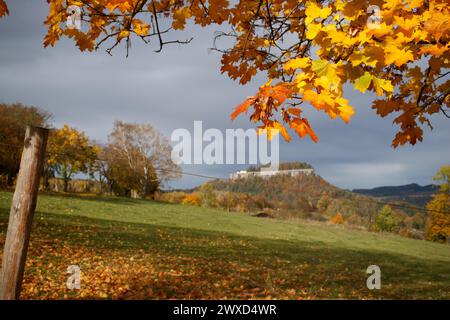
230, 169, 315, 180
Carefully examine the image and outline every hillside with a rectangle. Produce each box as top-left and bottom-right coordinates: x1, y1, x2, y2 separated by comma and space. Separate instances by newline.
353, 183, 439, 207
0, 191, 449, 299
205, 172, 424, 232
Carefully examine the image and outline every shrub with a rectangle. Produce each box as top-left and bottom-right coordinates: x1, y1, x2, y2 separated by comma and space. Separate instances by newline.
399, 228, 425, 240
330, 212, 345, 224
156, 191, 188, 204
182, 194, 202, 206
198, 184, 218, 207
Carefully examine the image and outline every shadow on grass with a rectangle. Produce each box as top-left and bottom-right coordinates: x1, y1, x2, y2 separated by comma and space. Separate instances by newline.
37, 192, 183, 209
37, 192, 149, 206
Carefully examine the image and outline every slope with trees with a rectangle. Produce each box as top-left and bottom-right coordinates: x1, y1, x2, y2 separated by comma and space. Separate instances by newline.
426, 165, 450, 243
161, 163, 424, 238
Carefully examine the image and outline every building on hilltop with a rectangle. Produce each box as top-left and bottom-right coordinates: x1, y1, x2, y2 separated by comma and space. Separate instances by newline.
230, 168, 315, 180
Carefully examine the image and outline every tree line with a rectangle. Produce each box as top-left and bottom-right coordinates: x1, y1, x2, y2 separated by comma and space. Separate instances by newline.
0, 103, 180, 198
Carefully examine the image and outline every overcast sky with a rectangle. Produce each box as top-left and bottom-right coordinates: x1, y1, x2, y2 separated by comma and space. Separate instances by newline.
0, 1, 449, 190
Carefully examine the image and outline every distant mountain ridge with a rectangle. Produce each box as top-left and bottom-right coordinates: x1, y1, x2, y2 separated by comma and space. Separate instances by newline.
353, 183, 439, 207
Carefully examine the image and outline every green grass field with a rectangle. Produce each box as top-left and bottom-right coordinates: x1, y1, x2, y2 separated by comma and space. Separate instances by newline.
0, 191, 449, 299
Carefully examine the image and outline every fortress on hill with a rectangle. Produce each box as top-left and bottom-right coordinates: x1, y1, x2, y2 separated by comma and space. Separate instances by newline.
230, 168, 315, 180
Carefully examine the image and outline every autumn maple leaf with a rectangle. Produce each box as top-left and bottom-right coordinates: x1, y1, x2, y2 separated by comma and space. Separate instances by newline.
0, 0, 8, 17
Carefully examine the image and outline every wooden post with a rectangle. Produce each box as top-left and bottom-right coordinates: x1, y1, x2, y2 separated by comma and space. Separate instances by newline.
0, 126, 49, 300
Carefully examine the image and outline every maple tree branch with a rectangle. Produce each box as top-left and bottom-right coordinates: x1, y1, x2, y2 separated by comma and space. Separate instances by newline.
264, 0, 275, 40
416, 66, 432, 107
435, 71, 450, 81
150, 0, 193, 53
197, 0, 209, 16
440, 106, 450, 118
242, 0, 263, 54
151, 0, 164, 52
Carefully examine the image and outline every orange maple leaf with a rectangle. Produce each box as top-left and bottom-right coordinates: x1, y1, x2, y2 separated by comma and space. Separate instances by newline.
0, 0, 8, 17
290, 118, 318, 143
230, 98, 252, 121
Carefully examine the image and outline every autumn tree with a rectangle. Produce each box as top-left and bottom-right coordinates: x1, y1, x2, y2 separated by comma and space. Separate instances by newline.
0, 0, 446, 146
432, 165, 450, 195
47, 125, 100, 192
317, 194, 331, 212
0, 103, 51, 186
426, 165, 450, 243
198, 183, 218, 207
93, 144, 117, 194
373, 205, 400, 232
105, 121, 180, 198
95, 142, 151, 196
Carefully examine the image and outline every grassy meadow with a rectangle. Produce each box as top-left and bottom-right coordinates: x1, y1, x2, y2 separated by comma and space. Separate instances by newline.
0, 191, 449, 299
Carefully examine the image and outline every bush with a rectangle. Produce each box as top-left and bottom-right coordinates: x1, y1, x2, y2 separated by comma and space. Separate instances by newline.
155, 191, 188, 204
198, 184, 218, 207
399, 228, 425, 240
182, 194, 202, 206
330, 212, 345, 225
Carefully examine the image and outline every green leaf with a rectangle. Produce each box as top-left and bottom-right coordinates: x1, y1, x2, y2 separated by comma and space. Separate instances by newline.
354, 72, 372, 93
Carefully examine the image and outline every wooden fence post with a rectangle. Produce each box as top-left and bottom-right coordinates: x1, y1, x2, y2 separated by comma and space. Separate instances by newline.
0, 126, 49, 300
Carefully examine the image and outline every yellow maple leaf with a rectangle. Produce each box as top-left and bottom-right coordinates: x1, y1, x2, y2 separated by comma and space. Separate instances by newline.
367, 23, 392, 38
311, 59, 341, 90
302, 89, 335, 110
132, 19, 150, 36
424, 11, 449, 42
106, 0, 132, 13
326, 30, 356, 46
305, 1, 331, 25
349, 52, 377, 68
294, 73, 311, 92
419, 44, 449, 57
372, 77, 394, 96
284, 57, 310, 71
336, 98, 355, 123
385, 43, 414, 67
394, 16, 420, 35
306, 23, 321, 40
118, 30, 130, 39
